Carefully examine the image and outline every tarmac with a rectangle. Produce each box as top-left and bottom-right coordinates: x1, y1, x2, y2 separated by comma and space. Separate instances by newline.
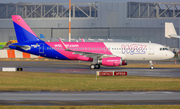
0, 61, 180, 77
0, 60, 180, 105
0, 91, 180, 105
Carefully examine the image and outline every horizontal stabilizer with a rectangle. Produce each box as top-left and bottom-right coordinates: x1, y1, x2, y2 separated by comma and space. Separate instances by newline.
9, 44, 31, 50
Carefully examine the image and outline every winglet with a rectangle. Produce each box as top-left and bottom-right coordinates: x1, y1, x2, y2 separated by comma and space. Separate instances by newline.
81, 38, 85, 42
59, 39, 68, 49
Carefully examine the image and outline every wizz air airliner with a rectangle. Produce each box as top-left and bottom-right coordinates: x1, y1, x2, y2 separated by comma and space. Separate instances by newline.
9, 15, 174, 69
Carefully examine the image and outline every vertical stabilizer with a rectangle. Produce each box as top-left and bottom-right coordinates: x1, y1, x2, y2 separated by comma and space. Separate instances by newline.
12, 15, 41, 43
165, 22, 177, 38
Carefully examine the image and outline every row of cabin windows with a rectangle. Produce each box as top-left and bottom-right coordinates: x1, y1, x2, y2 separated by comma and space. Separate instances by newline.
47, 47, 147, 50
47, 47, 110, 50
112, 48, 147, 50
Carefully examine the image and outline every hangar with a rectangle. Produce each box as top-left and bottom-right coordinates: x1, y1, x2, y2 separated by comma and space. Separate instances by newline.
0, 2, 180, 49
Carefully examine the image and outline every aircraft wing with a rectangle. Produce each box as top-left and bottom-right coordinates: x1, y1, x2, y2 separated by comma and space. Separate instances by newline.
65, 49, 111, 58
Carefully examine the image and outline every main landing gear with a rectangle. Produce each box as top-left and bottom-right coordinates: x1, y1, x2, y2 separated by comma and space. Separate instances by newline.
90, 64, 100, 69
149, 60, 154, 69
90, 57, 101, 69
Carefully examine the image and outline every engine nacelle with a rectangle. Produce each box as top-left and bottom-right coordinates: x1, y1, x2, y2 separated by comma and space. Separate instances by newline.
98, 57, 127, 66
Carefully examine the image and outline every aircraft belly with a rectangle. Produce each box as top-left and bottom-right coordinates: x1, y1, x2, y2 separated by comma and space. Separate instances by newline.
59, 51, 79, 60
43, 49, 70, 60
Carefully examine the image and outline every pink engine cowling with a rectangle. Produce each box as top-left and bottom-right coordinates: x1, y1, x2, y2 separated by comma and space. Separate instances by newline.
98, 57, 127, 66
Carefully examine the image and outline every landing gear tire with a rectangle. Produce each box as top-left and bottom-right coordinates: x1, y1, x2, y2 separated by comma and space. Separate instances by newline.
150, 66, 154, 69
90, 64, 95, 69
95, 64, 100, 69
90, 64, 100, 69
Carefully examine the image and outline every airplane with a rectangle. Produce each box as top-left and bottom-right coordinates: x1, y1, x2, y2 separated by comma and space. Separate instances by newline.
9, 15, 174, 69
165, 22, 180, 38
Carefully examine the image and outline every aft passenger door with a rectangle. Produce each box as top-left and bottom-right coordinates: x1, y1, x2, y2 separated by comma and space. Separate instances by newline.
39, 43, 44, 53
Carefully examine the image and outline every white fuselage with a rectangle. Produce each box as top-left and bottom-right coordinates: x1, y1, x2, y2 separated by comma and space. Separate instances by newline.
104, 42, 174, 61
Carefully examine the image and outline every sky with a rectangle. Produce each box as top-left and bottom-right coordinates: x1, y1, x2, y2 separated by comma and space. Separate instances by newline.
0, 0, 180, 4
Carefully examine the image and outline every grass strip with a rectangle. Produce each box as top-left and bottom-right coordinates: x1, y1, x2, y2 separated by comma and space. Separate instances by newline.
1, 105, 180, 109
0, 71, 180, 91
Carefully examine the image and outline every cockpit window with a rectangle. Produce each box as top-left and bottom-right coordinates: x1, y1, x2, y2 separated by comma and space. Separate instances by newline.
160, 48, 168, 51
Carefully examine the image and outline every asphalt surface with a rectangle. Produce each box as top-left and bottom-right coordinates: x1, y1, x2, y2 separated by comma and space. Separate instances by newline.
0, 60, 180, 105
0, 61, 180, 77
0, 91, 180, 105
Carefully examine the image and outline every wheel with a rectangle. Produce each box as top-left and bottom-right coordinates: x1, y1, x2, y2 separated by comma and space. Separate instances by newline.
95, 64, 100, 69
150, 66, 154, 69
90, 64, 95, 69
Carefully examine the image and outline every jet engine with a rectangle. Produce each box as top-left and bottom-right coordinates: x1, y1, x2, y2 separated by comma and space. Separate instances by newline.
98, 57, 127, 66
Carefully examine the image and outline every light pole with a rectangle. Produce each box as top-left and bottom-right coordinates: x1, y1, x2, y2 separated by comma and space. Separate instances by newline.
69, 0, 71, 42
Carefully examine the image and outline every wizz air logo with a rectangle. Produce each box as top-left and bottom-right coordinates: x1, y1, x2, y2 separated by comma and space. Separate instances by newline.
31, 44, 40, 48
121, 44, 147, 55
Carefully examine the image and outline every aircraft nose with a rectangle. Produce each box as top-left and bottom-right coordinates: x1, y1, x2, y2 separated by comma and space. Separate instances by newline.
168, 51, 174, 59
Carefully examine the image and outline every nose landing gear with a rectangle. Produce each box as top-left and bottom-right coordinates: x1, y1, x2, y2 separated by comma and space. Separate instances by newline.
149, 60, 154, 69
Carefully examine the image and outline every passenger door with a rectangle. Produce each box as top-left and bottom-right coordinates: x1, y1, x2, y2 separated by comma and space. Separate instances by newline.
39, 43, 44, 53
149, 44, 154, 55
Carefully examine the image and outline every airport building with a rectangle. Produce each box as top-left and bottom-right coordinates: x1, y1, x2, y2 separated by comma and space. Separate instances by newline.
0, 2, 180, 49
